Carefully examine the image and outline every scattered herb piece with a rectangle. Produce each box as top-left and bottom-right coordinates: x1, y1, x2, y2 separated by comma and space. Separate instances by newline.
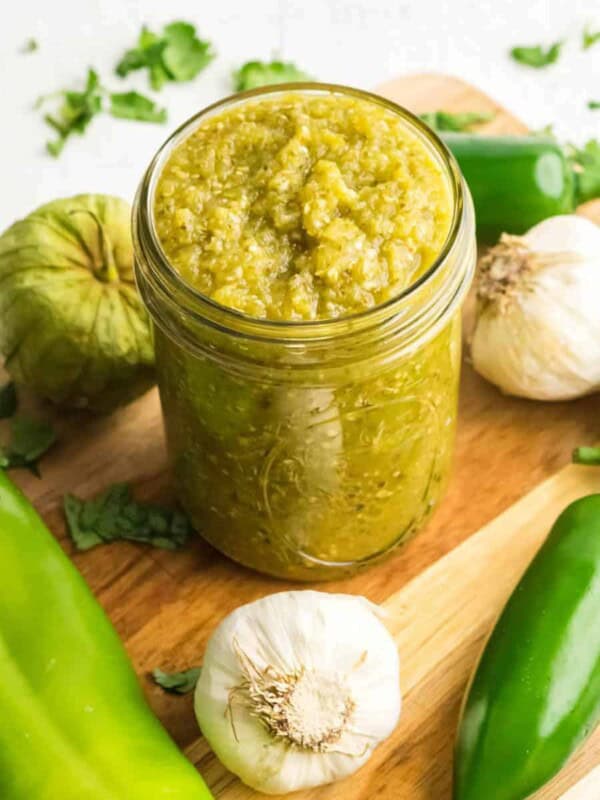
40, 68, 104, 157
21, 38, 39, 54
510, 41, 563, 68
233, 60, 312, 92
0, 417, 57, 476
583, 26, 600, 50
588, 100, 600, 110
564, 138, 600, 204
419, 110, 495, 133
531, 123, 556, 138
116, 21, 214, 90
152, 667, 201, 694
38, 68, 167, 156
573, 446, 600, 465
63, 483, 193, 551
160, 22, 214, 82
0, 382, 17, 420
109, 91, 167, 122
115, 27, 165, 86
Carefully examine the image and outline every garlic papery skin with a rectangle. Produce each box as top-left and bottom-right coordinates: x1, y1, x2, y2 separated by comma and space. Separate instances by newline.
194, 591, 401, 794
471, 215, 600, 401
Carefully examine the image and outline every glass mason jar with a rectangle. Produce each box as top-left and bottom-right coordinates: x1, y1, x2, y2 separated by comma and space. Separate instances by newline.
133, 84, 476, 581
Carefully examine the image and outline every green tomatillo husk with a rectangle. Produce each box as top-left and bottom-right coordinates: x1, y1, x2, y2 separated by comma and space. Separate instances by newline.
0, 194, 155, 412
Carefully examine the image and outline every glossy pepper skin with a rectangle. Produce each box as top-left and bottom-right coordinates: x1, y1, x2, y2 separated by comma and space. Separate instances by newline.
455, 495, 600, 800
442, 134, 575, 242
0, 472, 213, 799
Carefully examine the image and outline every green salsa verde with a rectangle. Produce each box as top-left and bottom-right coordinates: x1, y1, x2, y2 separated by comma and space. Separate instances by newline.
154, 93, 452, 320
143, 88, 473, 580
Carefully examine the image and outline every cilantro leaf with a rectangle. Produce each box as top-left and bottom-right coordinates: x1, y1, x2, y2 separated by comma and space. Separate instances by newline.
566, 138, 600, 204
510, 41, 563, 68
0, 382, 17, 420
115, 27, 163, 77
588, 100, 600, 110
9, 417, 56, 461
40, 68, 104, 156
531, 123, 556, 138
38, 69, 169, 156
152, 667, 201, 694
419, 110, 495, 133
21, 38, 39, 54
115, 21, 214, 90
64, 483, 193, 551
0, 416, 56, 476
574, 446, 600, 465
583, 26, 600, 50
233, 60, 312, 92
161, 22, 214, 82
116, 26, 171, 89
109, 91, 167, 123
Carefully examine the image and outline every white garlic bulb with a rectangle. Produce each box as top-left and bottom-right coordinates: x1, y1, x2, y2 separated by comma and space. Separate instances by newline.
194, 591, 401, 794
471, 215, 600, 401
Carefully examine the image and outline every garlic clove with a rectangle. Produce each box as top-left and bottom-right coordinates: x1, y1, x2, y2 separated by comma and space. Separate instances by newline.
194, 591, 401, 794
523, 215, 600, 258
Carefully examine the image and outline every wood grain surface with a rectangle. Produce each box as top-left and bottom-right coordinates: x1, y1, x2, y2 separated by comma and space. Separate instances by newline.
4, 74, 600, 798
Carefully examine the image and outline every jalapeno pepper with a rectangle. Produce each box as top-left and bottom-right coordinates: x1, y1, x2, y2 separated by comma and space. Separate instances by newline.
442, 134, 597, 242
0, 471, 213, 799
455, 495, 600, 800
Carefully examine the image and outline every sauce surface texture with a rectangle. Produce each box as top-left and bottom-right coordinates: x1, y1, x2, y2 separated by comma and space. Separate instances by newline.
154, 92, 452, 320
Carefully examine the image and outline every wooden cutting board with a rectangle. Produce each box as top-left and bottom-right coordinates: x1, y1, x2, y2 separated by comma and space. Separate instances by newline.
6, 74, 600, 799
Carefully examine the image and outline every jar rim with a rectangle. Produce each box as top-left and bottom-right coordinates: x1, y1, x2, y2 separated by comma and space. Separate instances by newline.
134, 82, 466, 343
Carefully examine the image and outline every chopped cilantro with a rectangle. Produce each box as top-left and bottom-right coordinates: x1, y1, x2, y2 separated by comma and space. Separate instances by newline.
574, 446, 600, 465
116, 27, 166, 86
233, 60, 312, 91
565, 138, 600, 204
63, 483, 193, 551
530, 123, 556, 138
0, 417, 56, 476
21, 38, 39, 54
116, 21, 214, 90
419, 110, 495, 133
0, 382, 17, 420
38, 68, 167, 156
510, 41, 563, 68
583, 26, 600, 50
152, 667, 201, 694
109, 91, 167, 122
40, 68, 104, 157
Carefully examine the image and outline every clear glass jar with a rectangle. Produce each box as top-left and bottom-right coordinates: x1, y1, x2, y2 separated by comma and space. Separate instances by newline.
133, 84, 476, 580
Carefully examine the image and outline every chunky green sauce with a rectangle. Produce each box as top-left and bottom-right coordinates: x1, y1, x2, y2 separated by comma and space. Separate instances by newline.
150, 90, 461, 579
154, 93, 451, 320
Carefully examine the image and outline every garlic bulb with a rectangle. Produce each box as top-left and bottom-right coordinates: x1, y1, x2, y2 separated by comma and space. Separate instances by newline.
194, 591, 401, 794
471, 215, 600, 401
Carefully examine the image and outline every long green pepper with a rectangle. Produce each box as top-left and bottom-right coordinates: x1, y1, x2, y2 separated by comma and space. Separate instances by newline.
455, 495, 600, 800
0, 471, 213, 799
442, 134, 577, 242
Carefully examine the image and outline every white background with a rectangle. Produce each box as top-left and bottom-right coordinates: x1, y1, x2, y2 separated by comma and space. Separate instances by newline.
1, 0, 599, 225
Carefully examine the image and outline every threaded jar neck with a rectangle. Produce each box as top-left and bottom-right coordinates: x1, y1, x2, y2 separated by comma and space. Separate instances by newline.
133, 83, 475, 372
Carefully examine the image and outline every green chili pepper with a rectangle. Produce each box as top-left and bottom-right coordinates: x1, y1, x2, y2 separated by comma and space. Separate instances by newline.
455, 495, 600, 800
442, 134, 587, 242
0, 471, 213, 799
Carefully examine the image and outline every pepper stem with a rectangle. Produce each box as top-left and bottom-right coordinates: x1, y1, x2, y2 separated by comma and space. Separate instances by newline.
68, 209, 119, 283
573, 446, 600, 466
